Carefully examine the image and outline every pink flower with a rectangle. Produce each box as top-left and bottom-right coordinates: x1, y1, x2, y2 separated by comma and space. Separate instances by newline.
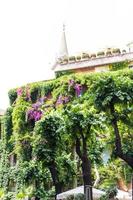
56, 95, 70, 105
68, 79, 75, 86
17, 88, 23, 96
57, 95, 63, 105
64, 96, 70, 103
39, 96, 47, 104
27, 108, 42, 122
74, 84, 82, 97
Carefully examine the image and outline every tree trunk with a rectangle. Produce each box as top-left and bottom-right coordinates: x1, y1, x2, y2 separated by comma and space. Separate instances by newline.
49, 160, 62, 199
34, 198, 40, 200
76, 137, 93, 200
72, 144, 77, 188
117, 178, 128, 191
110, 104, 133, 168
32, 180, 40, 200
81, 155, 93, 200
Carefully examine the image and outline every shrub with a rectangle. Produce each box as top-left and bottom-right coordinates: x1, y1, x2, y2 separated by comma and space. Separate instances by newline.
66, 195, 74, 200
64, 58, 69, 63
99, 187, 118, 200
82, 53, 90, 59
90, 53, 96, 58
122, 49, 126, 53
74, 193, 85, 200
8, 89, 17, 105
110, 61, 128, 71
97, 51, 105, 57
106, 50, 112, 56
30, 84, 41, 103
69, 56, 76, 62
65, 193, 85, 200
76, 56, 82, 61
3, 192, 15, 200
112, 48, 121, 54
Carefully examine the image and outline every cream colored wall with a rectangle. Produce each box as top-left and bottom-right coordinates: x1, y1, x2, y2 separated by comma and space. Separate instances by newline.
95, 65, 109, 72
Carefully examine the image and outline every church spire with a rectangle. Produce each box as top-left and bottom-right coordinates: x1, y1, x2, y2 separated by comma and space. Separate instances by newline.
58, 24, 68, 59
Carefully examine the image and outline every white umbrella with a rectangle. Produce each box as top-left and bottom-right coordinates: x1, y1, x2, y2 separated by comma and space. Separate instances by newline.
56, 186, 105, 200
116, 189, 132, 200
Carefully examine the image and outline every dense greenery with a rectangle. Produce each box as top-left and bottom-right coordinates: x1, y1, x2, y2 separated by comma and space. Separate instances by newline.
0, 69, 133, 199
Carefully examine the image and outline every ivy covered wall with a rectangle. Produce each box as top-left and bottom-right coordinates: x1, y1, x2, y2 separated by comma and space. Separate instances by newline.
0, 68, 133, 199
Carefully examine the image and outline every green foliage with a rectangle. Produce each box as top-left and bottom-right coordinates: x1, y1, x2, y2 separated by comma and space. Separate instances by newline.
93, 75, 133, 110
65, 193, 85, 200
40, 81, 54, 96
3, 192, 16, 200
92, 73, 133, 161
34, 111, 63, 162
12, 98, 30, 135
8, 89, 17, 106
98, 158, 133, 190
3, 107, 13, 146
66, 195, 74, 200
74, 193, 85, 200
56, 153, 77, 186
63, 103, 105, 164
55, 70, 73, 78
110, 61, 128, 71
30, 83, 41, 103
1, 69, 133, 198
16, 185, 33, 199
100, 187, 118, 200
0, 188, 4, 198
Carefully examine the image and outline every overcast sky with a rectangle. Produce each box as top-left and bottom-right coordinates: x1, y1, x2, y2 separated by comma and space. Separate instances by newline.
0, 0, 133, 109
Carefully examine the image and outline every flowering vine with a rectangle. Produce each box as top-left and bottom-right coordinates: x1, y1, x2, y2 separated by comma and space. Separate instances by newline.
27, 109, 42, 122
68, 79, 83, 97
56, 95, 70, 105
27, 101, 43, 122
26, 96, 47, 122
17, 86, 31, 101
17, 88, 23, 96
74, 83, 83, 97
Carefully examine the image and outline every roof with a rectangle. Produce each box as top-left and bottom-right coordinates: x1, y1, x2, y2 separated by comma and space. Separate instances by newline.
53, 51, 133, 72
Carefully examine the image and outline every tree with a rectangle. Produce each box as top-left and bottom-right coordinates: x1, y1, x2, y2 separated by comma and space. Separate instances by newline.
63, 103, 104, 200
93, 75, 133, 168
34, 111, 76, 199
34, 111, 63, 199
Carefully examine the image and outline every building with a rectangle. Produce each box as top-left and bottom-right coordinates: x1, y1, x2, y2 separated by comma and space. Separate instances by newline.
52, 26, 133, 74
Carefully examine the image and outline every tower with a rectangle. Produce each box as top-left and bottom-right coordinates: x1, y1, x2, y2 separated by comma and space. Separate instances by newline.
58, 24, 69, 59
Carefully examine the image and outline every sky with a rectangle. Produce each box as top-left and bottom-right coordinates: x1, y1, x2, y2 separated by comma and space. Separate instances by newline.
0, 0, 133, 109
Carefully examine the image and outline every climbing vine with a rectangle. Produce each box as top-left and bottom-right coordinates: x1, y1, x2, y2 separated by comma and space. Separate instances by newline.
0, 69, 133, 199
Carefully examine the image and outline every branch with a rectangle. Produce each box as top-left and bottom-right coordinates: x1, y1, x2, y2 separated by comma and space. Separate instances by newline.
110, 104, 133, 168
93, 163, 100, 187
110, 104, 123, 155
